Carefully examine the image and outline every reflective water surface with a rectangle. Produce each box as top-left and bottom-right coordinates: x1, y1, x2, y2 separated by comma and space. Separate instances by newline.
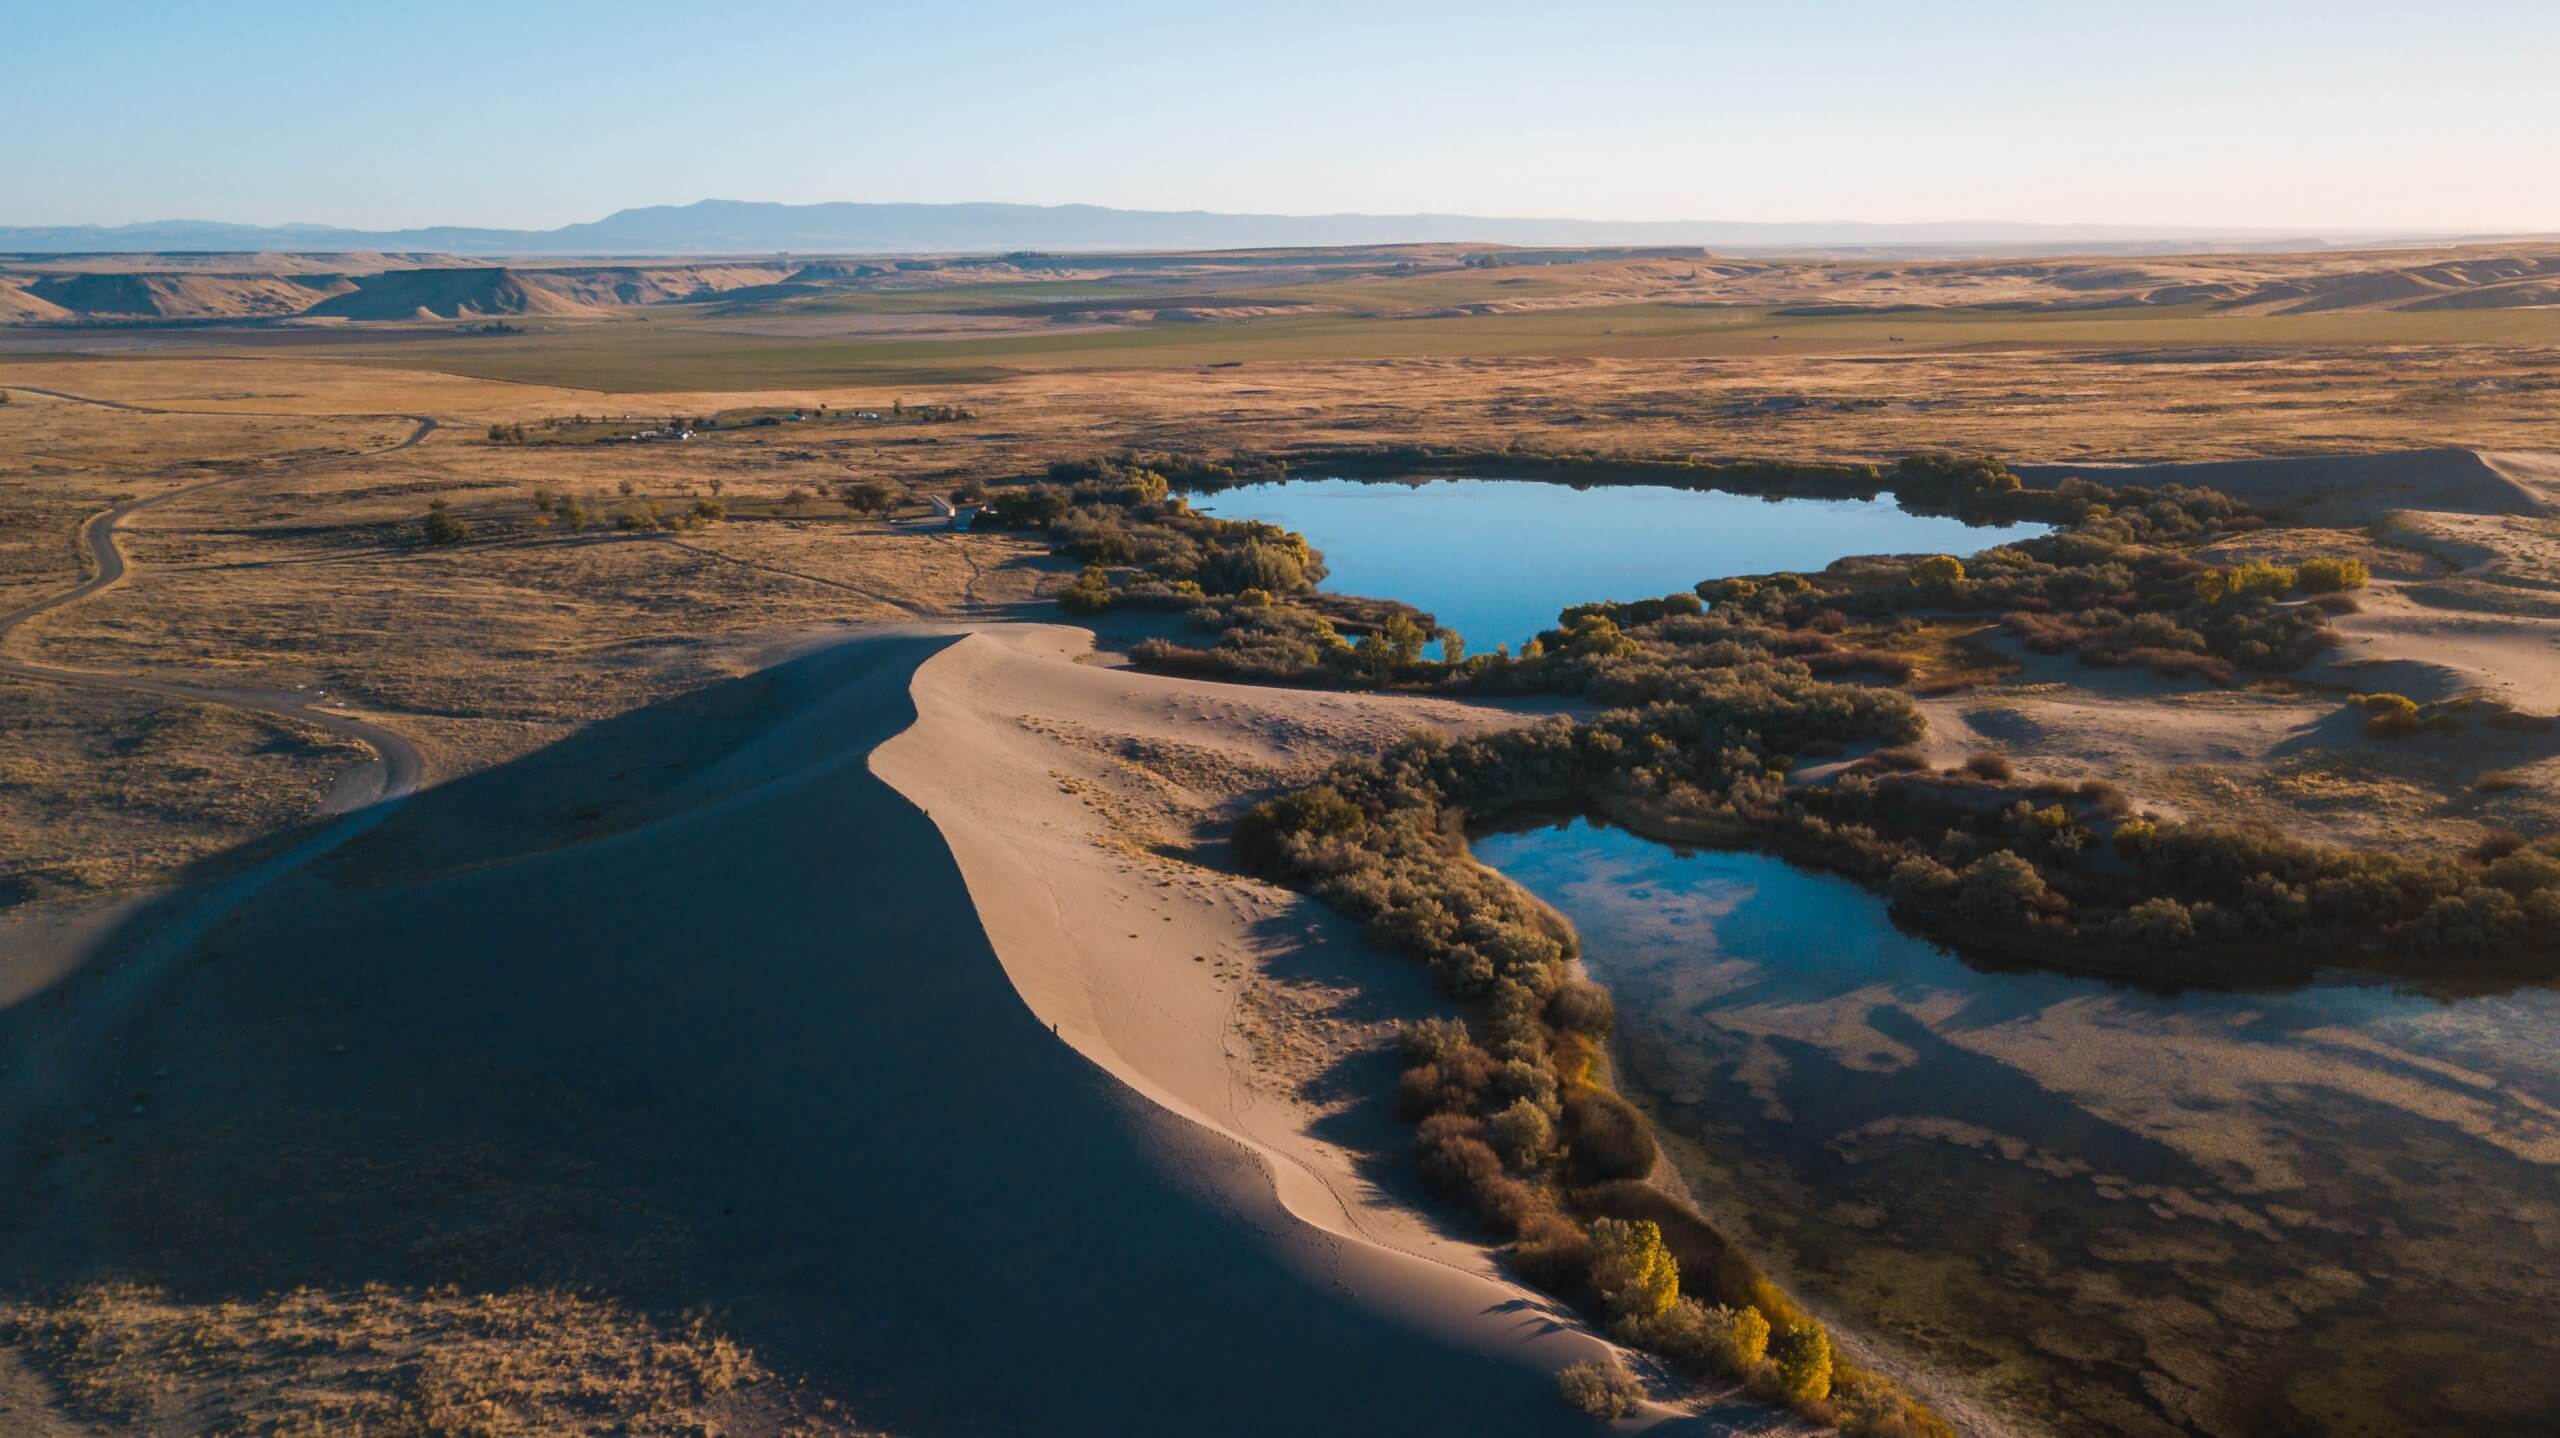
1194, 477, 2050, 651
1476, 815, 2560, 1438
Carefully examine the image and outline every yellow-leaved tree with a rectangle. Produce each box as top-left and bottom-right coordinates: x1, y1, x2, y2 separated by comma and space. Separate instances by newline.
1588, 1217, 1678, 1320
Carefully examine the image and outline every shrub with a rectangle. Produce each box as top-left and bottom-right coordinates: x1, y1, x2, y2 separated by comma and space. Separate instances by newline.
1414, 1114, 1496, 1186
1769, 1320, 1834, 1405
2294, 556, 2370, 593
2352, 692, 2435, 738
2076, 779, 2132, 816
1887, 856, 1957, 909
2112, 896, 2196, 947
690, 499, 726, 523
1588, 1218, 1679, 1320
1709, 1303, 1772, 1376
1491, 1098, 1558, 1170
1057, 566, 1115, 614
1399, 1016, 1475, 1063
1834, 1365, 1959, 1438
1513, 1212, 1596, 1291
1556, 1358, 1645, 1421
1562, 1086, 1658, 1183
2198, 559, 2294, 604
2484, 849, 2560, 897
1907, 554, 1966, 588
422, 501, 470, 545
1546, 976, 1616, 1037
1953, 851, 2053, 925
1491, 1057, 1559, 1110
1962, 751, 2015, 782
1396, 1044, 1495, 1119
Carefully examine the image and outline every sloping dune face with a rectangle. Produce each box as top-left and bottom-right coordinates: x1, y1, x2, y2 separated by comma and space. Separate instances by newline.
0, 633, 1600, 1437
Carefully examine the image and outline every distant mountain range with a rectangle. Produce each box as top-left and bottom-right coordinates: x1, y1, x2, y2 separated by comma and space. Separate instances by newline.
0, 199, 2467, 257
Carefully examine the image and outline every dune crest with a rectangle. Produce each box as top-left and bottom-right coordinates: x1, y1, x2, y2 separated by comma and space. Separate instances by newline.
870, 624, 1639, 1383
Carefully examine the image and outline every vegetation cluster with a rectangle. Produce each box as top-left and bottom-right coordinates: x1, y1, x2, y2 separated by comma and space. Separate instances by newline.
1023, 450, 2557, 970
988, 445, 2556, 1424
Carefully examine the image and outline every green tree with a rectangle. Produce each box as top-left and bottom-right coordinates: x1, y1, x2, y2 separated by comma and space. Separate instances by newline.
1437, 628, 1466, 665
841, 481, 895, 516
1908, 553, 1966, 588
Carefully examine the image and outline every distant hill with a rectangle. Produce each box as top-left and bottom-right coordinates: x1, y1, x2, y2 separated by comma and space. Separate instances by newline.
0, 199, 2460, 257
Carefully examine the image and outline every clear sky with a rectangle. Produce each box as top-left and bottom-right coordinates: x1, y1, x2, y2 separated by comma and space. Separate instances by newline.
8, 0, 2556, 233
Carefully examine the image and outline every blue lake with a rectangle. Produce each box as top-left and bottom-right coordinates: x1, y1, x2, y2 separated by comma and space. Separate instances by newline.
1193, 476, 2051, 652
1474, 814, 2560, 1438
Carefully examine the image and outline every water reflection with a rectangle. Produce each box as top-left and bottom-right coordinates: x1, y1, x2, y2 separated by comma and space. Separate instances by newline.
1476, 814, 2560, 1438
1193, 477, 2050, 652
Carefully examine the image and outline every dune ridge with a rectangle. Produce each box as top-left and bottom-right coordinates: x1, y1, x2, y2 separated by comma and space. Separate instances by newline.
0, 628, 1644, 1435
869, 624, 1643, 1384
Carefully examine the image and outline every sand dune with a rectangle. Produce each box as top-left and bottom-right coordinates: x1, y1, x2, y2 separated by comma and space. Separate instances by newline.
0, 629, 1643, 1435
872, 625, 1631, 1375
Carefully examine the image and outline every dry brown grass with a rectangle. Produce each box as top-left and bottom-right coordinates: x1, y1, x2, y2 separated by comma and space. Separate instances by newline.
0, 679, 368, 899
0, 1282, 881, 1437
6, 275, 2560, 899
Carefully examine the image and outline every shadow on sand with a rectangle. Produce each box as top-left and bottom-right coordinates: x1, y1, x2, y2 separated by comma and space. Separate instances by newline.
0, 633, 1595, 1435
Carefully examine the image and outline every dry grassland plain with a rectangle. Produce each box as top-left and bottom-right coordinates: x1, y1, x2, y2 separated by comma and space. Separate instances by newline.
3, 243, 2559, 1435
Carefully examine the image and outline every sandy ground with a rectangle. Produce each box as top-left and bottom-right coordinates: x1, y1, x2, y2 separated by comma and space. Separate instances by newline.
0, 627, 1790, 1435
871, 625, 1654, 1387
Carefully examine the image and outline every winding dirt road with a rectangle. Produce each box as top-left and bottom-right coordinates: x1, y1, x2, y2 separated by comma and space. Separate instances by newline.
0, 387, 436, 811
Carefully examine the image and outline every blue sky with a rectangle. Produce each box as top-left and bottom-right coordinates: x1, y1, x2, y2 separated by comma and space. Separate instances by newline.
9, 0, 2556, 231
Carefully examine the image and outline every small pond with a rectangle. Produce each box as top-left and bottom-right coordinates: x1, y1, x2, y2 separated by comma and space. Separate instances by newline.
1192, 477, 2050, 652
1474, 814, 2560, 1438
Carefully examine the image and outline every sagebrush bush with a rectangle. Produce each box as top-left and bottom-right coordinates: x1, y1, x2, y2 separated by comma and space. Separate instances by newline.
1557, 1358, 1646, 1421
1491, 1098, 1558, 1170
